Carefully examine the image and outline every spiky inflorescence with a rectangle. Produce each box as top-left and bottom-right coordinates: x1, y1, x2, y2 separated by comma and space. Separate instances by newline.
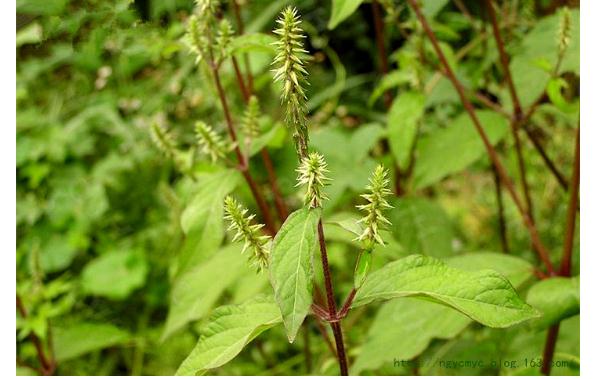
356, 164, 393, 249
296, 152, 330, 208
150, 123, 177, 158
215, 19, 234, 61
224, 196, 271, 272
272, 6, 310, 160
242, 95, 261, 140
557, 7, 571, 57
186, 14, 209, 63
194, 121, 228, 163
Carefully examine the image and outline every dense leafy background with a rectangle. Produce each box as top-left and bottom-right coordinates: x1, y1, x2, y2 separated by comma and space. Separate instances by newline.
17, 0, 579, 375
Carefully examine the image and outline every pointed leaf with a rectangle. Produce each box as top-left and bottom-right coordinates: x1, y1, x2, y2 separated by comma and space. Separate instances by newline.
269, 208, 321, 342
352, 255, 539, 327
387, 91, 425, 169
413, 110, 509, 189
176, 296, 281, 375
328, 0, 365, 30
526, 276, 580, 329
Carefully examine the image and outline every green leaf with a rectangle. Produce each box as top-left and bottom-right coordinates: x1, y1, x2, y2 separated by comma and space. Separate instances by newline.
352, 252, 535, 373
176, 296, 281, 375
16, 22, 43, 47
310, 125, 384, 210
546, 77, 579, 114
352, 255, 539, 327
447, 252, 535, 288
352, 298, 470, 374
390, 197, 455, 257
180, 170, 241, 235
368, 70, 417, 106
228, 33, 276, 56
269, 208, 321, 342
509, 9, 579, 108
387, 91, 425, 169
526, 276, 580, 329
163, 244, 250, 340
53, 323, 131, 362
80, 249, 148, 300
413, 110, 509, 189
328, 0, 365, 29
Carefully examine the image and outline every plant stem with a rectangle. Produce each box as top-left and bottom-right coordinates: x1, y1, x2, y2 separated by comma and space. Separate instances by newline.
559, 125, 579, 277
312, 316, 338, 358
541, 324, 560, 375
406, 0, 555, 275
485, 0, 535, 222
230, 58, 289, 222
524, 124, 570, 191
317, 220, 349, 375
208, 58, 276, 234
16, 295, 55, 375
230, 0, 254, 92
492, 164, 509, 253
371, 0, 392, 109
541, 123, 579, 375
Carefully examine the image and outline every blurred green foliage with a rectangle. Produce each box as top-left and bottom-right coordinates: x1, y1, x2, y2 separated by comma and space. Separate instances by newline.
17, 0, 579, 375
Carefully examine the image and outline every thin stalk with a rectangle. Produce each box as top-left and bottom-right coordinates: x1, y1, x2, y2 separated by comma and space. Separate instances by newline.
559, 125, 579, 276
317, 220, 349, 375
230, 58, 289, 221
541, 324, 560, 375
485, 0, 535, 221
406, 0, 555, 275
230, 0, 254, 92
313, 316, 338, 358
492, 164, 510, 253
524, 125, 570, 191
541, 123, 579, 375
17, 295, 55, 375
208, 57, 276, 234
371, 0, 392, 109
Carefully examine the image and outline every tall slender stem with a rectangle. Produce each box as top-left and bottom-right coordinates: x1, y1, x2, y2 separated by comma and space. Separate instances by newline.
231, 0, 254, 92
406, 0, 555, 275
209, 57, 276, 234
541, 123, 579, 375
492, 164, 509, 253
485, 0, 535, 221
230, 58, 289, 221
317, 220, 349, 375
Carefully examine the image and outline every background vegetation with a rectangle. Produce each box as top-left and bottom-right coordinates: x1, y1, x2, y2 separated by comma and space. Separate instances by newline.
16, 0, 579, 375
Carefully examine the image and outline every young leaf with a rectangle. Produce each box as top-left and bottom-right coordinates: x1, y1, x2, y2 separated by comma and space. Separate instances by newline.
227, 33, 276, 55
526, 276, 580, 329
176, 296, 281, 375
328, 0, 365, 30
387, 91, 425, 170
269, 208, 322, 342
352, 255, 539, 328
413, 110, 509, 189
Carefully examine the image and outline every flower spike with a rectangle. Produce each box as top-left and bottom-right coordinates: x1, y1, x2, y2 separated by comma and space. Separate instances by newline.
224, 196, 271, 273
272, 6, 311, 160
194, 121, 228, 163
356, 164, 393, 249
296, 152, 330, 209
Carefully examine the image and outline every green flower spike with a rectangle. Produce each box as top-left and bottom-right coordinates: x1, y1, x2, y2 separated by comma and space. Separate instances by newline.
356, 164, 393, 249
186, 15, 209, 64
272, 6, 310, 159
224, 196, 271, 273
216, 19, 234, 61
242, 95, 261, 140
296, 152, 330, 209
557, 7, 571, 57
194, 121, 228, 163
150, 123, 177, 158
